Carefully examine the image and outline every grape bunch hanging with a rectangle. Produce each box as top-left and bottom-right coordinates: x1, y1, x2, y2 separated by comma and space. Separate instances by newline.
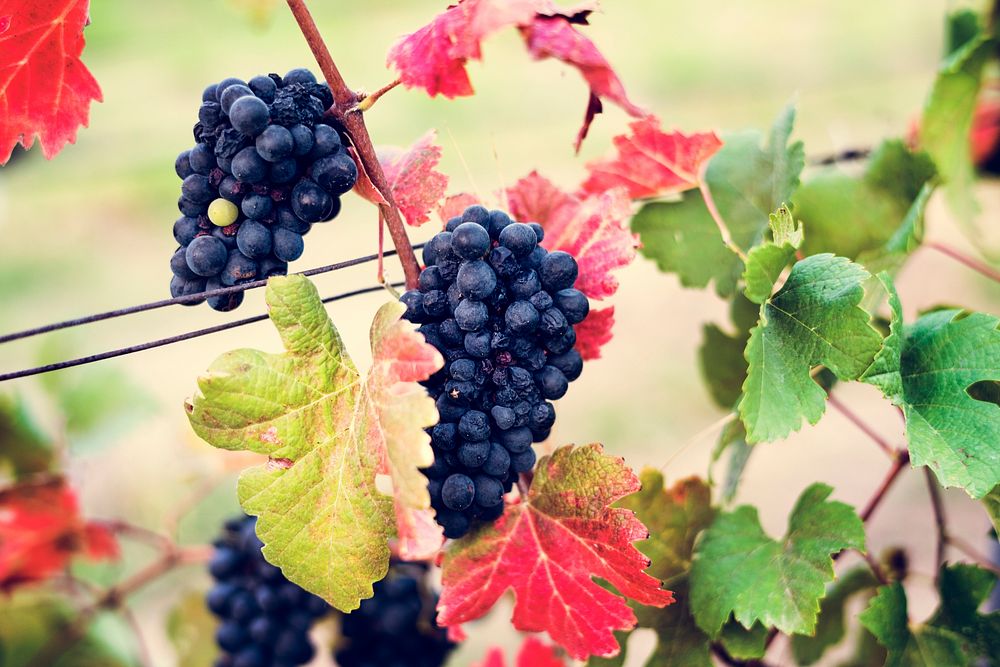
169, 68, 359, 311
402, 205, 588, 539
334, 562, 456, 667
207, 515, 331, 667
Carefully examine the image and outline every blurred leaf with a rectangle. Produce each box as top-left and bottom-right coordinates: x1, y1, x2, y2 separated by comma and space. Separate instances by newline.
0, 595, 135, 666
862, 285, 1000, 497
225, 0, 279, 26
859, 582, 967, 666
690, 483, 865, 637
738, 254, 882, 443
837, 625, 888, 667
0, 394, 54, 479
927, 563, 1000, 661
187, 275, 442, 611
984, 484, 1000, 533
795, 140, 936, 261
920, 11, 995, 235
791, 566, 880, 665
699, 293, 758, 410
711, 419, 753, 505
742, 206, 803, 304
632, 104, 804, 297
719, 621, 767, 659
167, 591, 215, 667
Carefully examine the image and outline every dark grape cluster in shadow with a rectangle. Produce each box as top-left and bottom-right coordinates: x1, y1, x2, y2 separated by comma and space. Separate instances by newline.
170, 68, 358, 311
402, 205, 588, 539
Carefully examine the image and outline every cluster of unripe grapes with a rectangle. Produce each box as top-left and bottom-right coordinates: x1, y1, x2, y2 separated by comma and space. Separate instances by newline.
169, 68, 358, 311
403, 205, 588, 538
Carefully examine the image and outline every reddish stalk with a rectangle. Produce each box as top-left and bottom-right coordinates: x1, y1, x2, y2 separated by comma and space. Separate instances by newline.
923, 468, 948, 580
356, 78, 403, 112
828, 394, 895, 458
927, 241, 1000, 285
859, 450, 910, 522
285, 0, 421, 289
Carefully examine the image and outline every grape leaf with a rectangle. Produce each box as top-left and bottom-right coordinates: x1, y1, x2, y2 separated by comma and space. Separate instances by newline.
984, 484, 1000, 534
738, 254, 883, 443
0, 477, 118, 591
378, 130, 449, 227
0, 595, 134, 666
859, 583, 967, 667
718, 622, 768, 660
386, 1, 639, 147
861, 279, 1000, 498
167, 591, 216, 667
186, 275, 443, 609
438, 444, 675, 660
919, 11, 995, 232
689, 483, 865, 637
927, 563, 1000, 661
795, 140, 937, 261
699, 292, 759, 410
741, 206, 803, 304
475, 636, 567, 667
573, 306, 615, 361
580, 117, 723, 199
439, 192, 480, 222
855, 182, 936, 285
0, 0, 103, 162
632, 105, 805, 297
712, 419, 753, 506
790, 566, 880, 665
0, 394, 54, 479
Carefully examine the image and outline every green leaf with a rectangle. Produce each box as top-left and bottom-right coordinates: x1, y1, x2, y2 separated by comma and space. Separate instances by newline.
719, 621, 768, 660
0, 595, 136, 666
689, 483, 865, 637
699, 293, 758, 409
859, 582, 968, 667
632, 105, 804, 297
856, 182, 936, 292
928, 563, 1000, 661
186, 275, 399, 610
738, 254, 883, 443
790, 566, 880, 665
709, 419, 753, 505
167, 592, 216, 667
795, 140, 936, 261
920, 11, 994, 233
0, 394, 53, 479
860, 273, 905, 400
742, 206, 803, 304
862, 293, 1000, 497
984, 484, 1000, 533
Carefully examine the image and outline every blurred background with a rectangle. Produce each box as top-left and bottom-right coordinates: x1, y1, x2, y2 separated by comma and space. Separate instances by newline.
1, 0, 998, 664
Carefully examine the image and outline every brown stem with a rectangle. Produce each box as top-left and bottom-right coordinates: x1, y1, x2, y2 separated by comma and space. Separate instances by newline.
859, 550, 890, 586
924, 468, 948, 580
285, 0, 421, 289
827, 394, 894, 458
948, 535, 1000, 575
97, 519, 172, 551
699, 178, 747, 261
860, 450, 910, 523
927, 241, 1000, 285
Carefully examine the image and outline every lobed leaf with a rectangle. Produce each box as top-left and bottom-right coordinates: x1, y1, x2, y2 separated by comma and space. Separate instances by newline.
474, 636, 566, 667
790, 565, 880, 665
859, 582, 967, 667
741, 206, 803, 304
377, 130, 449, 226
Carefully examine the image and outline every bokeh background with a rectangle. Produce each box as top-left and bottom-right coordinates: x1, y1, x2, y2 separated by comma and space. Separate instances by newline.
1, 0, 999, 664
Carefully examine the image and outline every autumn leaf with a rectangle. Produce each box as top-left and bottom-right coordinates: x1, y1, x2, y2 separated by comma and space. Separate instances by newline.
0, 477, 118, 591
186, 275, 443, 609
475, 636, 567, 667
438, 444, 674, 660
573, 306, 614, 360
378, 130, 449, 226
580, 117, 724, 199
439, 192, 480, 223
0, 0, 103, 162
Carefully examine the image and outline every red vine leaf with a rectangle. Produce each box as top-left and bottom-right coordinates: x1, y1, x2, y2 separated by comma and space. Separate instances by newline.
0, 0, 103, 163
349, 146, 389, 207
394, 503, 444, 561
439, 192, 480, 224
519, 16, 645, 151
378, 131, 449, 227
580, 117, 724, 199
438, 444, 674, 660
573, 306, 614, 361
474, 636, 566, 667
0, 477, 118, 591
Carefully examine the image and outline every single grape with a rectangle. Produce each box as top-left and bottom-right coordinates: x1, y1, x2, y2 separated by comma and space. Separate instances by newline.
441, 474, 475, 511
553, 288, 589, 324
173, 216, 199, 245
248, 74, 277, 102
221, 250, 258, 286
452, 222, 491, 260
272, 228, 305, 262
456, 260, 497, 300
241, 194, 273, 220
308, 124, 342, 160
498, 222, 537, 257
236, 220, 273, 259
310, 154, 357, 195
290, 179, 333, 223
189, 143, 216, 174
289, 124, 314, 157
208, 198, 239, 227
175, 150, 194, 179
255, 124, 294, 162
219, 83, 253, 114
539, 250, 579, 291
186, 236, 228, 276
283, 68, 317, 85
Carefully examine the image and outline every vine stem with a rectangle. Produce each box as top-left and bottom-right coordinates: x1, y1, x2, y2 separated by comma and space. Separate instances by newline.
827, 394, 895, 458
285, 0, 421, 289
924, 468, 948, 581
927, 241, 1000, 285
355, 78, 403, 112
859, 449, 910, 522
698, 178, 747, 262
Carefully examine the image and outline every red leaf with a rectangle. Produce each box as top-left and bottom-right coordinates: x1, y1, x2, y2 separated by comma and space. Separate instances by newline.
349, 146, 389, 207
379, 131, 449, 227
394, 503, 444, 561
0, 0, 102, 162
574, 306, 614, 361
474, 636, 566, 667
506, 170, 576, 230
519, 16, 644, 151
0, 477, 118, 590
438, 444, 674, 660
580, 116, 723, 199
386, 0, 540, 99
438, 192, 480, 224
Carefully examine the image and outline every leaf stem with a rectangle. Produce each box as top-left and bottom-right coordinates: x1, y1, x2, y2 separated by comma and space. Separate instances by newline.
285, 0, 421, 289
698, 178, 747, 262
827, 394, 895, 458
927, 241, 1000, 285
947, 535, 1000, 576
923, 468, 948, 581
355, 78, 403, 112
859, 449, 910, 523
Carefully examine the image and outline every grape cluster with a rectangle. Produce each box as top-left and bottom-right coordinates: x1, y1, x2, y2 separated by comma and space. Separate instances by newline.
207, 515, 330, 667
335, 562, 455, 667
170, 68, 358, 311
402, 205, 588, 539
